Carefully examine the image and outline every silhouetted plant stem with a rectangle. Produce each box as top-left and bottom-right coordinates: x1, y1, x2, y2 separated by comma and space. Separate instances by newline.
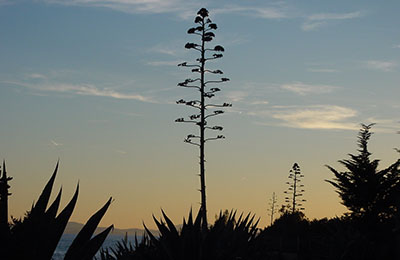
0, 160, 11, 238
284, 163, 306, 214
199, 20, 207, 229
268, 192, 278, 225
176, 8, 230, 230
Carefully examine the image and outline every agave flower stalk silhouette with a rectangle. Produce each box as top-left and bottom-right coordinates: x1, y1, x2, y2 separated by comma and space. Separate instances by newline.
284, 163, 306, 213
267, 192, 278, 225
0, 161, 12, 238
175, 8, 231, 230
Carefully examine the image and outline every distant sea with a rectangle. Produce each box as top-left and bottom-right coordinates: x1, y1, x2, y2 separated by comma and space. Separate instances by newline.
53, 234, 138, 260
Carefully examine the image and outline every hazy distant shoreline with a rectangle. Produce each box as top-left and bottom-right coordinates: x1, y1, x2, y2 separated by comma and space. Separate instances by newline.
64, 222, 158, 236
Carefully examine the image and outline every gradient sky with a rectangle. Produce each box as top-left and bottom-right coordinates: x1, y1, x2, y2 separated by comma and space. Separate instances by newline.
0, 0, 399, 229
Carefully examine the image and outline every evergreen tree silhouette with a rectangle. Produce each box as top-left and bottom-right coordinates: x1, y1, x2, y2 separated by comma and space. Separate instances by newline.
326, 123, 400, 220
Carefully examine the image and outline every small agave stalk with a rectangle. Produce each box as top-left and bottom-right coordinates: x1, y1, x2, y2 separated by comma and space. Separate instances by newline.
284, 163, 306, 214
0, 161, 12, 238
175, 8, 231, 230
267, 192, 278, 226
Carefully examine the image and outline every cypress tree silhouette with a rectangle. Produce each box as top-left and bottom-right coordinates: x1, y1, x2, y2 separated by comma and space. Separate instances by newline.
326, 123, 400, 220
284, 163, 306, 214
175, 8, 231, 230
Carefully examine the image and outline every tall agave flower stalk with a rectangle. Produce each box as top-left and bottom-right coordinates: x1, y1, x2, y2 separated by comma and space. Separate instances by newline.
175, 8, 231, 230
284, 163, 306, 214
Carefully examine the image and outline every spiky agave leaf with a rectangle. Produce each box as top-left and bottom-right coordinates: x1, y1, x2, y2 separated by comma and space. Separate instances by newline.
41, 184, 79, 260
36, 187, 62, 259
64, 197, 112, 260
161, 209, 179, 238
9, 162, 61, 259
80, 225, 114, 260
45, 187, 62, 220
152, 214, 178, 260
31, 161, 59, 219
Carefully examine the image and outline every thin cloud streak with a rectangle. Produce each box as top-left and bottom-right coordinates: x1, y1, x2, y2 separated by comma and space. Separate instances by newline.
42, 0, 198, 17
250, 100, 269, 105
225, 91, 249, 102
307, 68, 338, 73
50, 140, 63, 146
366, 60, 397, 72
40, 0, 289, 20
281, 82, 338, 95
249, 105, 358, 130
27, 73, 48, 79
5, 80, 155, 103
146, 60, 182, 66
38, 0, 364, 34
212, 5, 287, 19
302, 11, 364, 31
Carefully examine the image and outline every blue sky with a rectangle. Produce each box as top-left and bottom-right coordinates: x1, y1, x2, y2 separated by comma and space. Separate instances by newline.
0, 0, 399, 228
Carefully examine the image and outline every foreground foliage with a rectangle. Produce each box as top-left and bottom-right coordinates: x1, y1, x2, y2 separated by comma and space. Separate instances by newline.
99, 208, 400, 260
0, 162, 113, 259
100, 123, 399, 260
99, 209, 259, 260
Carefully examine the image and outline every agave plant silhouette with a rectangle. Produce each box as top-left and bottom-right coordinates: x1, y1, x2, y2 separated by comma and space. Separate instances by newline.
99, 209, 259, 260
0, 161, 113, 260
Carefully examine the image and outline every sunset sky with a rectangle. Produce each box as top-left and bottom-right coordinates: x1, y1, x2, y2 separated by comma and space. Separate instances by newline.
1, 0, 399, 229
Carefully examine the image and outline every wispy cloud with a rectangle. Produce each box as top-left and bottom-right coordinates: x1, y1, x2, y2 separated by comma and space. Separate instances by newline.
252, 105, 358, 130
225, 91, 249, 102
393, 44, 400, 49
212, 5, 287, 19
302, 11, 364, 31
366, 60, 397, 72
146, 60, 182, 66
50, 139, 63, 146
307, 68, 338, 73
27, 73, 48, 79
281, 82, 338, 95
149, 45, 180, 56
5, 80, 154, 102
40, 0, 290, 20
42, 0, 198, 18
250, 100, 269, 105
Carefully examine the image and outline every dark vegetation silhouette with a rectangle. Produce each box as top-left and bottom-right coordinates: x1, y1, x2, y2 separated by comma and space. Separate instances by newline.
175, 7, 231, 230
2, 7, 400, 260
0, 161, 113, 259
99, 209, 259, 260
99, 124, 399, 260
326, 123, 400, 221
284, 163, 306, 214
267, 192, 278, 226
